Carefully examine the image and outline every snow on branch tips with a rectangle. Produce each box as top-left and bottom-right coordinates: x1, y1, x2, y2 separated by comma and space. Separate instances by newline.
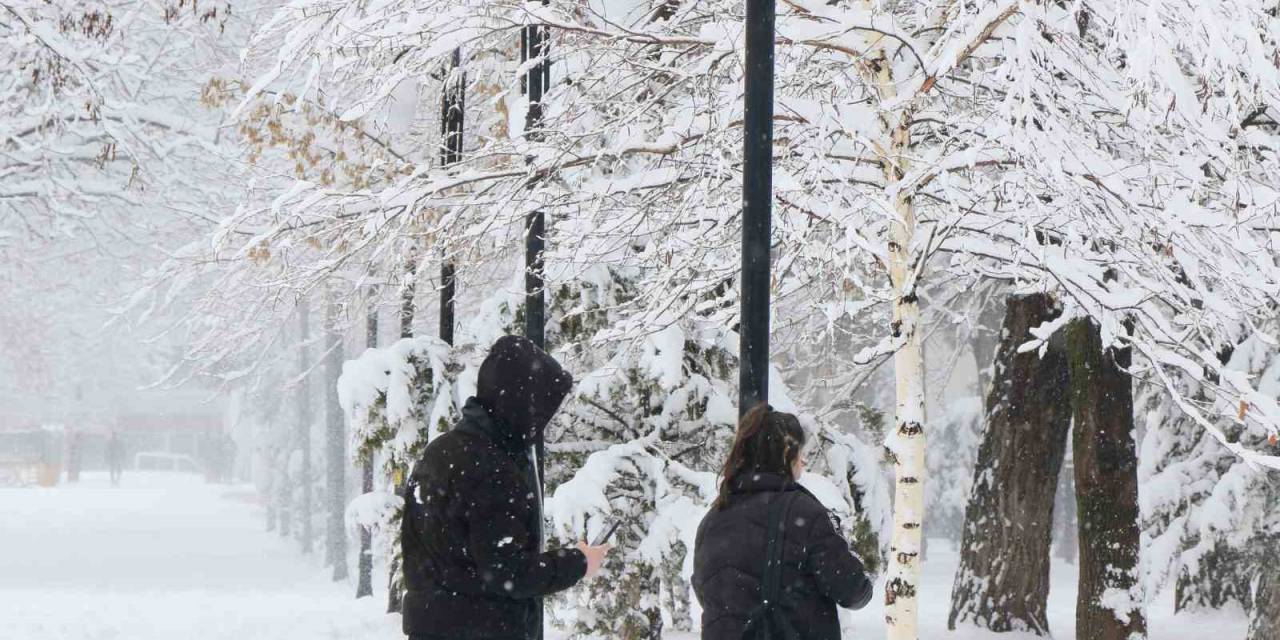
337, 336, 458, 472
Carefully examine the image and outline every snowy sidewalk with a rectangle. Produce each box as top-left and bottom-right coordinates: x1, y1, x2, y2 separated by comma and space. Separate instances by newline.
0, 472, 1247, 639
0, 472, 399, 640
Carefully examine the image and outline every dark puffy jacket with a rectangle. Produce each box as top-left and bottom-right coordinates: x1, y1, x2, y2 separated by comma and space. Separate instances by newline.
692, 472, 874, 640
401, 336, 586, 640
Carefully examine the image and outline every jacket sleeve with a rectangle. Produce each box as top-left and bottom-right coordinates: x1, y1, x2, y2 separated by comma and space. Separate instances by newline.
465, 472, 587, 599
803, 506, 875, 610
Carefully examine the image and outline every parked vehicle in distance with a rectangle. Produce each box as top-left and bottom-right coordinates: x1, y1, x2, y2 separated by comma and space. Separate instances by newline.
0, 427, 63, 487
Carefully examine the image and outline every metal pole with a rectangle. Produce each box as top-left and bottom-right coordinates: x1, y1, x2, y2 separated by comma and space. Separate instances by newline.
440, 48, 463, 347
521, 18, 549, 351
521, 12, 550, 640
739, 0, 775, 414
524, 213, 546, 349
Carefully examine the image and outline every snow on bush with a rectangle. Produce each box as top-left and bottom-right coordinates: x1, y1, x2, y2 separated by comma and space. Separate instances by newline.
333, 264, 891, 636
541, 270, 889, 636
337, 335, 457, 472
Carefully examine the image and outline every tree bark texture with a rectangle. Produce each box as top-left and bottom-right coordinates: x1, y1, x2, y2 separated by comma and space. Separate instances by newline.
948, 294, 1071, 634
883, 115, 926, 640
1068, 319, 1146, 640
325, 295, 349, 581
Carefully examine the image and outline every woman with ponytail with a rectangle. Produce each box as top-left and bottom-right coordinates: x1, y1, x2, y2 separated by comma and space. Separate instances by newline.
692, 404, 873, 639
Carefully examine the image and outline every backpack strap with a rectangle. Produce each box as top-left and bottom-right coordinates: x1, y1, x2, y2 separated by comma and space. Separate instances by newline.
743, 489, 804, 640
761, 490, 799, 608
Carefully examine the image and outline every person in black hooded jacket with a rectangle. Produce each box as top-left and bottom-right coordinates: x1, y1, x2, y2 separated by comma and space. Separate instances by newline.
401, 336, 612, 640
693, 404, 874, 640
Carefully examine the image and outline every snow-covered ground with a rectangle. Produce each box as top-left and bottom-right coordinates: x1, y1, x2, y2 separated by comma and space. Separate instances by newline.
0, 472, 1247, 639
839, 541, 1247, 640
0, 472, 399, 640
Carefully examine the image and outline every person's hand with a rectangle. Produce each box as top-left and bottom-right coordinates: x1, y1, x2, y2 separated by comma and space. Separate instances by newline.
576, 541, 612, 579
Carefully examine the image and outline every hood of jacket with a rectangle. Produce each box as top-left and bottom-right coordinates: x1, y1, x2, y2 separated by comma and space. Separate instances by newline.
473, 335, 574, 449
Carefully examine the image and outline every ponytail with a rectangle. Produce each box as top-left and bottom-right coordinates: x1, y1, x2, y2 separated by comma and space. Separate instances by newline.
712, 403, 806, 510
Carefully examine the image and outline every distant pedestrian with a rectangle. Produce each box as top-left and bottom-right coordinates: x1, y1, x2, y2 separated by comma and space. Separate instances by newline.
693, 404, 874, 640
66, 430, 83, 483
107, 430, 125, 486
400, 335, 612, 640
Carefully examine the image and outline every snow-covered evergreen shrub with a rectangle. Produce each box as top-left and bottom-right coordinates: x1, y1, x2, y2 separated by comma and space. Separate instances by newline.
338, 336, 458, 473
333, 265, 888, 635
1139, 378, 1239, 607
540, 268, 889, 637
546, 319, 734, 637
337, 335, 459, 601
1140, 331, 1280, 623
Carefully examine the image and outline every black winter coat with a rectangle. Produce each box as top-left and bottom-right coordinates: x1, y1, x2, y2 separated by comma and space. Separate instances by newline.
401, 336, 586, 640
692, 473, 874, 640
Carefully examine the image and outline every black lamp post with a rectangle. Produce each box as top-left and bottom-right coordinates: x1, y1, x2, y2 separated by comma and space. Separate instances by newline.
440, 48, 463, 346
522, 19, 550, 350
739, 0, 775, 415
520, 14, 552, 640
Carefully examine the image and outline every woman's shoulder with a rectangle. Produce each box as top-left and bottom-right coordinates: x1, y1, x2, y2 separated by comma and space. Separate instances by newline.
788, 484, 830, 513
787, 485, 845, 535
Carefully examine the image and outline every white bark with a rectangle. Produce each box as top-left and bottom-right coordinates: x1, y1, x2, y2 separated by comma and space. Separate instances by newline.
885, 184, 927, 640
869, 32, 927, 640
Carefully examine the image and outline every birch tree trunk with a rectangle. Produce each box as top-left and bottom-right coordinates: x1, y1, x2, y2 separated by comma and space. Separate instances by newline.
325, 294, 348, 580
1067, 318, 1145, 640
948, 293, 1071, 634
878, 75, 927, 640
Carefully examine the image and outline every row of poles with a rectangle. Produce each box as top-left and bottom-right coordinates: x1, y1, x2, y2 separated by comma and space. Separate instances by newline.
352, 0, 777, 620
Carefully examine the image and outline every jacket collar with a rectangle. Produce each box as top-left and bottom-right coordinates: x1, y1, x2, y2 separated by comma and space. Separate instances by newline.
457, 397, 525, 453
730, 471, 797, 494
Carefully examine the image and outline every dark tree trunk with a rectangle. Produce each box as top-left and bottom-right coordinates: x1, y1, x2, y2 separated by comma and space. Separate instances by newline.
325, 295, 349, 581
388, 267, 415, 614
1175, 541, 1250, 612
298, 298, 314, 555
400, 261, 416, 340
357, 296, 377, 599
266, 438, 279, 533
1067, 318, 1146, 640
278, 445, 292, 538
948, 294, 1071, 634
